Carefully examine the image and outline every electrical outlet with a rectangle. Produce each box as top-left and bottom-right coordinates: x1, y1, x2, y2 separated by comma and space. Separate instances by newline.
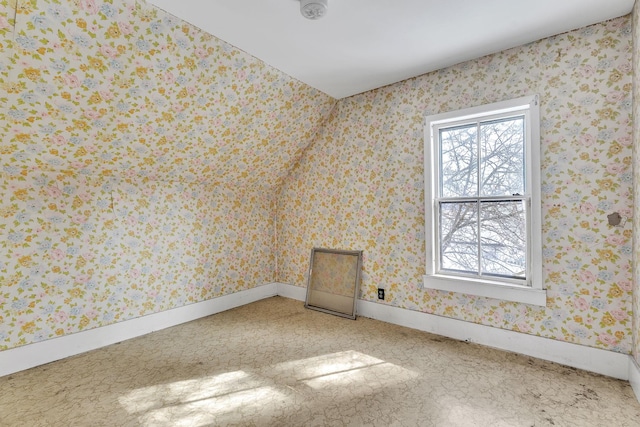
377, 288, 385, 300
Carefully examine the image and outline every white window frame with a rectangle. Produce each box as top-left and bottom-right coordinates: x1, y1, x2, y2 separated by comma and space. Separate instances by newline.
423, 95, 545, 306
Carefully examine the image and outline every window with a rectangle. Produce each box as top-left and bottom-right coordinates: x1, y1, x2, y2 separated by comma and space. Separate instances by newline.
423, 95, 545, 306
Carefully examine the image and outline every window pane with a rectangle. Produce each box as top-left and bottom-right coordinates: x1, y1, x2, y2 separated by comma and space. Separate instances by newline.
440, 202, 478, 273
480, 201, 526, 278
440, 124, 477, 197
480, 117, 524, 196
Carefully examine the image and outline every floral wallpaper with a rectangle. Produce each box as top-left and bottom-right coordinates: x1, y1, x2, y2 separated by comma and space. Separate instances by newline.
632, 3, 640, 365
0, 0, 334, 186
278, 17, 635, 353
0, 0, 335, 351
0, 0, 636, 359
0, 172, 275, 348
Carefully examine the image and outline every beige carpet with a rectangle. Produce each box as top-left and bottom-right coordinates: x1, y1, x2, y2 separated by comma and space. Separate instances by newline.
1, 296, 639, 426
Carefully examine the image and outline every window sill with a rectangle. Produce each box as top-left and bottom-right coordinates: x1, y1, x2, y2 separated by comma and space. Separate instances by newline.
422, 274, 547, 306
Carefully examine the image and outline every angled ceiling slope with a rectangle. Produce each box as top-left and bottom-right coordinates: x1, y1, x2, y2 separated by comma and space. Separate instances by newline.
1, 0, 336, 186
147, 0, 635, 99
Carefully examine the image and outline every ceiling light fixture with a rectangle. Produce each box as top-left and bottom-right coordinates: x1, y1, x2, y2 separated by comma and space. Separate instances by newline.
300, 0, 328, 20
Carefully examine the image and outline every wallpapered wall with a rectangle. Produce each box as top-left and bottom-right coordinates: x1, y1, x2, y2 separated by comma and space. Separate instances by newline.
0, 0, 334, 184
632, 3, 640, 365
278, 17, 634, 353
1, 173, 275, 348
0, 0, 335, 350
0, 0, 636, 358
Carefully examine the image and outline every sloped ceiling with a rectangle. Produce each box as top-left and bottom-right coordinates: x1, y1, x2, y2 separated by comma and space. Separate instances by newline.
147, 0, 635, 99
0, 0, 336, 187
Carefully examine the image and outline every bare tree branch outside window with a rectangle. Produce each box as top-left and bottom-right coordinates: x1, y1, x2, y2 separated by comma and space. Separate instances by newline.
438, 116, 526, 279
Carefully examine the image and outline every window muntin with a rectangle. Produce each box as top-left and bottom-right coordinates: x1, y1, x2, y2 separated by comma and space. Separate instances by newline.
424, 95, 544, 305
435, 114, 528, 283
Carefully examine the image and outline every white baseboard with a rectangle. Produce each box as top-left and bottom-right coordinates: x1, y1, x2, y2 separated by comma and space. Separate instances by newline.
2, 280, 636, 399
630, 357, 640, 402
0, 283, 278, 377
276, 281, 307, 301
277, 282, 631, 381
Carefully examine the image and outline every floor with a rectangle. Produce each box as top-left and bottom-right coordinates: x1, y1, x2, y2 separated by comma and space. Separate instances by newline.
1, 297, 639, 427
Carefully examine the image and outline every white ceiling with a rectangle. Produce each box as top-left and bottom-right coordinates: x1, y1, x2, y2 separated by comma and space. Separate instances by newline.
146, 0, 635, 99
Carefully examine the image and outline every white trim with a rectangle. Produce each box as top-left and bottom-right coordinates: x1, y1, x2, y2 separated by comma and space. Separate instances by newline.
276, 281, 307, 301
630, 358, 640, 403
0, 284, 278, 377
527, 96, 543, 290
357, 298, 628, 379
3, 281, 636, 405
276, 283, 629, 380
423, 274, 547, 306
424, 95, 539, 124
423, 95, 544, 304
